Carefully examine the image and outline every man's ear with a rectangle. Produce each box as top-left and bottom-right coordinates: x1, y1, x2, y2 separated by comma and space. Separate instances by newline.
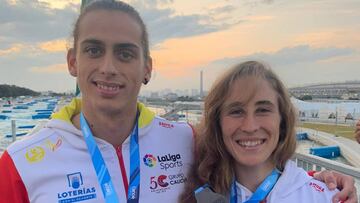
67, 48, 77, 77
144, 56, 153, 83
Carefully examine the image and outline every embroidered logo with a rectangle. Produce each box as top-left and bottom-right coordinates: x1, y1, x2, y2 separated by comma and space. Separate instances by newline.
25, 146, 45, 163
143, 154, 157, 167
57, 172, 97, 203
157, 153, 183, 171
150, 173, 187, 193
159, 121, 174, 129
68, 172, 83, 189
309, 182, 325, 192
45, 138, 62, 151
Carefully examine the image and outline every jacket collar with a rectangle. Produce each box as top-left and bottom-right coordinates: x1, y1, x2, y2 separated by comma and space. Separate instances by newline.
51, 98, 155, 129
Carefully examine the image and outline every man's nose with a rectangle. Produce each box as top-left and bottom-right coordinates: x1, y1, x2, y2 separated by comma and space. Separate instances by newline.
99, 53, 117, 75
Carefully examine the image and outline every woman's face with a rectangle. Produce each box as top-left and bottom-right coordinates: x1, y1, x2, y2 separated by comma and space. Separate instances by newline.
220, 76, 281, 169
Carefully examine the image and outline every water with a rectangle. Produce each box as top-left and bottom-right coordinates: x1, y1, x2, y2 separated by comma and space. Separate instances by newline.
0, 97, 59, 153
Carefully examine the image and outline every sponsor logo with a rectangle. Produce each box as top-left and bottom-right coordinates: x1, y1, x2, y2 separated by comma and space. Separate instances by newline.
144, 153, 184, 170
150, 175, 170, 194
57, 172, 97, 203
25, 146, 45, 163
309, 182, 324, 192
150, 173, 187, 193
157, 153, 183, 171
159, 122, 174, 129
45, 138, 62, 151
168, 173, 187, 185
143, 154, 157, 167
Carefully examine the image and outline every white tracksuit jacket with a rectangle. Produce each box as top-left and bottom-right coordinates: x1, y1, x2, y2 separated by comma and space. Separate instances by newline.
0, 99, 194, 203
234, 160, 338, 202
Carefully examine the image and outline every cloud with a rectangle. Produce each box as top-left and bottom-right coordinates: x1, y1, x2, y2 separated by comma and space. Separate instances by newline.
0, 0, 243, 48
133, 0, 173, 7
244, 0, 276, 6
0, 0, 77, 43
129, 0, 241, 44
208, 45, 355, 68
241, 0, 276, 9
30, 63, 68, 73
0, 43, 24, 56
244, 15, 274, 21
262, 0, 275, 4
38, 39, 68, 52
209, 5, 237, 14
38, 0, 78, 9
0, 40, 67, 57
196, 44, 359, 90
254, 45, 355, 66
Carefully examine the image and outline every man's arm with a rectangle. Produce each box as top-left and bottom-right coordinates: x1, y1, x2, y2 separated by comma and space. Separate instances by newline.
0, 151, 30, 203
312, 170, 358, 203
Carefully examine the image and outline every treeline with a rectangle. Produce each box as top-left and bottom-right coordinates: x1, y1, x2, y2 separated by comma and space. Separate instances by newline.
0, 84, 40, 98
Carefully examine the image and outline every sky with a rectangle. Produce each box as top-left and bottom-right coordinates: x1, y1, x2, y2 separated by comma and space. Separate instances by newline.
0, 0, 359, 93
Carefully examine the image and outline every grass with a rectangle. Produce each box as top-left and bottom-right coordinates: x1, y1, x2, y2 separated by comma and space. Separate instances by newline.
298, 122, 356, 141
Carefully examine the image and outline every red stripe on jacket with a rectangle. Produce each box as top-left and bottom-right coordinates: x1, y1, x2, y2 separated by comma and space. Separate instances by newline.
0, 150, 30, 203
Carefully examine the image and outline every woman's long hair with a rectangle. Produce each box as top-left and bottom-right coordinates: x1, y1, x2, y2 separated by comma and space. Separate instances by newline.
179, 61, 297, 202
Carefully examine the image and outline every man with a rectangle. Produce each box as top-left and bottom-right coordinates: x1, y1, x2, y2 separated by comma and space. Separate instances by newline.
0, 1, 357, 203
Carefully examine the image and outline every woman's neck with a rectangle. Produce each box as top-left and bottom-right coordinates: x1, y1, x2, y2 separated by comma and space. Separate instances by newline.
234, 161, 276, 192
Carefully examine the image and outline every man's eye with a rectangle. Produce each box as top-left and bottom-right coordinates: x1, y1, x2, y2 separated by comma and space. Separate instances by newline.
84, 47, 102, 57
116, 50, 135, 62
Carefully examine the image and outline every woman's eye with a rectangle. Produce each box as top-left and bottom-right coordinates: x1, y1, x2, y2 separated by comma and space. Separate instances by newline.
229, 109, 244, 116
257, 108, 271, 114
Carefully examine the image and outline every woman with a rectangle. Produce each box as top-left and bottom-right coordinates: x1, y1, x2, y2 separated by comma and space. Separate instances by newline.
180, 61, 350, 202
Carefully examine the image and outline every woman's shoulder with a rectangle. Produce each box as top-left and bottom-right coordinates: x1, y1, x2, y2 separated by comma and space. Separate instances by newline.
269, 160, 338, 202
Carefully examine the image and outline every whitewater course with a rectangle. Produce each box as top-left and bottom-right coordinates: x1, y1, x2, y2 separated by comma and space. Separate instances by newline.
1, 96, 360, 192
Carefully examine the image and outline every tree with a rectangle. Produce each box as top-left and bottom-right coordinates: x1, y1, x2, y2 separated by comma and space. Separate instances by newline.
0, 84, 40, 98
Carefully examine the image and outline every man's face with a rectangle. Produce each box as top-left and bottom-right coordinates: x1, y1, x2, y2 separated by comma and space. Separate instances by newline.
68, 10, 151, 114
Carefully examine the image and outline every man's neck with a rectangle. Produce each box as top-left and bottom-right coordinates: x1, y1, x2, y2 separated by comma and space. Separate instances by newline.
234, 161, 275, 192
72, 104, 138, 147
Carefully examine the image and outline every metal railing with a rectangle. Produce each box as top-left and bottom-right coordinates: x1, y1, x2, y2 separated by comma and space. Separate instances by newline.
293, 152, 360, 194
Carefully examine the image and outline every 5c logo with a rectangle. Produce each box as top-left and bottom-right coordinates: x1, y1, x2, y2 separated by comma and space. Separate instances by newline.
150, 175, 169, 190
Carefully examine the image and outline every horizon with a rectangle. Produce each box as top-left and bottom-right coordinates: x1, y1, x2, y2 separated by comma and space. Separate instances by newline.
0, 0, 359, 93
4, 79, 360, 98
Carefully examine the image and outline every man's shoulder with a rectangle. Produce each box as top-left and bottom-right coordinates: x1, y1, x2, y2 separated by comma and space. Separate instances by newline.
6, 122, 59, 157
7, 129, 51, 155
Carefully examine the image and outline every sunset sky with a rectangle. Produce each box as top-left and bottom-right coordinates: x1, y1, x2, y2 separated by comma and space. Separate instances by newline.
0, 0, 359, 93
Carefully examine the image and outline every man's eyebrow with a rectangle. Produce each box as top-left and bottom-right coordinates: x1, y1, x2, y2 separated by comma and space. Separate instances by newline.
80, 39, 140, 50
113, 43, 140, 50
80, 39, 104, 46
